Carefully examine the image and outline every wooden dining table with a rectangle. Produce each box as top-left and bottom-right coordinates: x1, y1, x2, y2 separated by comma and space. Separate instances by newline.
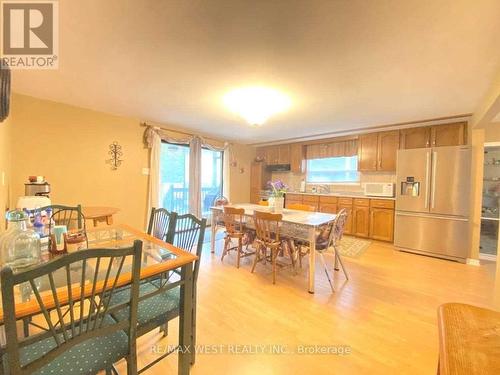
0, 223, 197, 375
82, 206, 120, 226
210, 203, 337, 293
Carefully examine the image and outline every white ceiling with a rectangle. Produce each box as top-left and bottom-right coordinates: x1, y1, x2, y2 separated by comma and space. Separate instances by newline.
11, 0, 500, 144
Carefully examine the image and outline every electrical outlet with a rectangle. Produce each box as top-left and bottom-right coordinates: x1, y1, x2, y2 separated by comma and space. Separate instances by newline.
142, 168, 150, 176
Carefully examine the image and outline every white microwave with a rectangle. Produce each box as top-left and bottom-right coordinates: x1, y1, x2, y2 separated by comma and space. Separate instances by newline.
364, 183, 395, 197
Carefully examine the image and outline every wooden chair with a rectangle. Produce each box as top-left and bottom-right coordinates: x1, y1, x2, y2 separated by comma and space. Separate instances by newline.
220, 207, 254, 268
0, 241, 143, 375
287, 203, 315, 211
251, 211, 294, 284
147, 207, 177, 243
110, 213, 207, 369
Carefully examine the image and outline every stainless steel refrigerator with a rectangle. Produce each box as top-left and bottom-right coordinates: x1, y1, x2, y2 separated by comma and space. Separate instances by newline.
394, 146, 471, 262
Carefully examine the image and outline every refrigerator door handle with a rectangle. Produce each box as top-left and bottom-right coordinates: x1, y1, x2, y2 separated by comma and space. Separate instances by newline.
430, 151, 437, 209
396, 212, 469, 222
424, 151, 431, 208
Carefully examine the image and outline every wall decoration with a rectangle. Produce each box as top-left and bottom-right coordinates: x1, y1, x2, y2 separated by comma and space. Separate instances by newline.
105, 141, 123, 170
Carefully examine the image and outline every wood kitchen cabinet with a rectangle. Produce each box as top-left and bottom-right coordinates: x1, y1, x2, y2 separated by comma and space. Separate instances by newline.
285, 193, 303, 208
290, 143, 305, 173
377, 131, 399, 171
259, 145, 291, 165
278, 144, 290, 164
319, 196, 337, 214
266, 146, 280, 164
302, 194, 319, 211
353, 206, 370, 237
285, 193, 395, 242
337, 198, 354, 235
400, 127, 431, 149
400, 122, 467, 149
430, 122, 466, 147
250, 162, 271, 203
369, 199, 395, 242
358, 131, 399, 172
358, 133, 379, 171
352, 198, 370, 238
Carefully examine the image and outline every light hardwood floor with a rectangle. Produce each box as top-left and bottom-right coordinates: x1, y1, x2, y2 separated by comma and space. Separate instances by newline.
116, 237, 498, 374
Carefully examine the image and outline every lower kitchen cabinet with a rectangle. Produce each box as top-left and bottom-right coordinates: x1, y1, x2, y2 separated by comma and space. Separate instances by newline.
319, 203, 337, 213
284, 193, 395, 242
338, 204, 353, 235
353, 206, 370, 237
369, 208, 395, 242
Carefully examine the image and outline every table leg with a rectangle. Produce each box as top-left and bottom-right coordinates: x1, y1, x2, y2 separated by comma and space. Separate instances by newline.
210, 211, 217, 254
308, 227, 316, 294
178, 263, 194, 375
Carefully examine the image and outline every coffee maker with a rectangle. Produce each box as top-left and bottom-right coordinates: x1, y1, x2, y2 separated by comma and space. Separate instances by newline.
25, 181, 51, 197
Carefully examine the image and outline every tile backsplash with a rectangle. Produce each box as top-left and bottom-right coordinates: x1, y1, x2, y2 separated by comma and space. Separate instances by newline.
271, 171, 396, 193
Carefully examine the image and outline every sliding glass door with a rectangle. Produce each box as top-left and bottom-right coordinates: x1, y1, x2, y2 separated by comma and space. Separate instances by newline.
160, 142, 223, 218
201, 148, 223, 217
160, 142, 190, 214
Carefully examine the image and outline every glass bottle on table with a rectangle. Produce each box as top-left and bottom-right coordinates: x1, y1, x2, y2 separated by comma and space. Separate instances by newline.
0, 210, 41, 270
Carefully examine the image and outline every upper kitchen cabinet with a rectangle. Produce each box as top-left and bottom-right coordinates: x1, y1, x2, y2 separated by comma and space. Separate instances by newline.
430, 122, 466, 147
358, 133, 379, 171
278, 144, 290, 164
358, 131, 399, 172
400, 127, 431, 149
377, 130, 399, 171
400, 122, 467, 149
289, 143, 305, 173
258, 145, 291, 165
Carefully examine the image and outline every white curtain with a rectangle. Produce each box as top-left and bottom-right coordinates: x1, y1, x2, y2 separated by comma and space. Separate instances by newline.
146, 129, 161, 227
144, 125, 230, 219
189, 136, 202, 217
222, 145, 231, 201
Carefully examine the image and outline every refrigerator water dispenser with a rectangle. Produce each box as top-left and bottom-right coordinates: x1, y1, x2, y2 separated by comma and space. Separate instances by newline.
400, 178, 420, 197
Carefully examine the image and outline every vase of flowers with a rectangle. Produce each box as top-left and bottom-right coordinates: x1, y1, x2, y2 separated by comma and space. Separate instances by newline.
268, 180, 287, 213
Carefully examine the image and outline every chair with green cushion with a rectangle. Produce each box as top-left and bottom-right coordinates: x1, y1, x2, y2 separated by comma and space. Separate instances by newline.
0, 241, 143, 375
110, 213, 206, 370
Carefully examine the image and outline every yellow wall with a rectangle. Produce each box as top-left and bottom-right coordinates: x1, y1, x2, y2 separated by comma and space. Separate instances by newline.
8, 94, 253, 229
485, 124, 500, 142
0, 113, 12, 229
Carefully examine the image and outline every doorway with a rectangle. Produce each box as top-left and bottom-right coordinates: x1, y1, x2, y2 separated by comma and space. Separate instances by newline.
480, 142, 500, 261
159, 142, 223, 218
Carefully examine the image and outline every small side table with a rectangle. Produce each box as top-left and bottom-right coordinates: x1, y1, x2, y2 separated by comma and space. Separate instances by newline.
82, 206, 119, 227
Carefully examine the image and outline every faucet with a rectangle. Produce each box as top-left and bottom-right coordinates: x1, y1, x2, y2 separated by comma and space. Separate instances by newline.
318, 184, 331, 194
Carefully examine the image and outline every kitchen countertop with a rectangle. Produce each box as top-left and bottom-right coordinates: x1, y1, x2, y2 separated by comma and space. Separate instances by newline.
285, 191, 396, 200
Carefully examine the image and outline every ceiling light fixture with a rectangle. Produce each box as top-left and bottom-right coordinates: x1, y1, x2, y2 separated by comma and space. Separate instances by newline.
223, 86, 291, 126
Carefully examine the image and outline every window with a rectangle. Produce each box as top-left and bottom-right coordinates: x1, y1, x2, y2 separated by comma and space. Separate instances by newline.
306, 156, 360, 183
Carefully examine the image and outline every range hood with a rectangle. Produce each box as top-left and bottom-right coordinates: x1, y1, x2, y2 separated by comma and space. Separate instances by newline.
266, 164, 291, 172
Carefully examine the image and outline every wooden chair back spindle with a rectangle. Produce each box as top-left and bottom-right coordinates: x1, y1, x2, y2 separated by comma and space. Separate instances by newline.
253, 211, 282, 245
222, 207, 245, 235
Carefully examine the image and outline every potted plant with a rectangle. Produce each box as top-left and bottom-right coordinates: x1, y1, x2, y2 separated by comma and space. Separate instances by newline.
268, 180, 288, 213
